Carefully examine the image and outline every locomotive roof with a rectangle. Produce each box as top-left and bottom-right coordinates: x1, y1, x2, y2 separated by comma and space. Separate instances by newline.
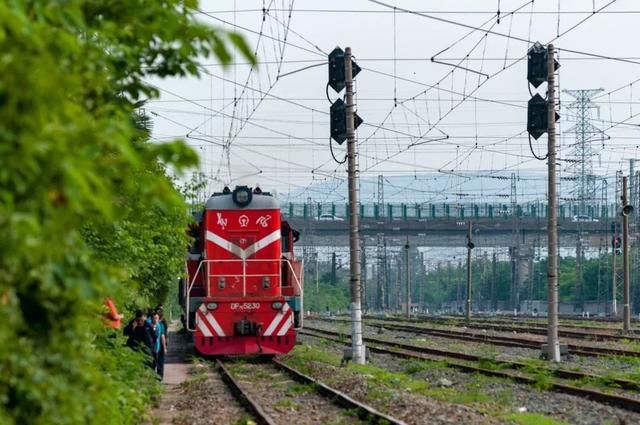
205, 193, 280, 210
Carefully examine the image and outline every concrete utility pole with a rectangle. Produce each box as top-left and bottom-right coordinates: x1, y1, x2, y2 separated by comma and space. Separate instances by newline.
613, 210, 618, 315
622, 176, 632, 331
491, 253, 497, 311
331, 252, 337, 285
361, 239, 367, 312
546, 44, 561, 362
576, 235, 584, 313
466, 221, 473, 324
396, 257, 402, 311
345, 47, 365, 364
631, 160, 636, 213
405, 237, 411, 318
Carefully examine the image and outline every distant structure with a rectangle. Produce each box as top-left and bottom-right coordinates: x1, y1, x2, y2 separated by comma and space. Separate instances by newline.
563, 89, 606, 311
563, 88, 605, 215
376, 175, 387, 310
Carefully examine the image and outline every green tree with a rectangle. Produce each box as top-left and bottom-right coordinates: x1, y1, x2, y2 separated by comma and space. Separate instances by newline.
0, 2, 254, 424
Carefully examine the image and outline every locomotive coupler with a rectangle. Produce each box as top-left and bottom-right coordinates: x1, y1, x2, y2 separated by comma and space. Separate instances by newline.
234, 318, 260, 336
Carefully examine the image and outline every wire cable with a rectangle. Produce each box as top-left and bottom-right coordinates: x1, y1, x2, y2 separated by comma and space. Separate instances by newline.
329, 138, 347, 164
528, 134, 549, 161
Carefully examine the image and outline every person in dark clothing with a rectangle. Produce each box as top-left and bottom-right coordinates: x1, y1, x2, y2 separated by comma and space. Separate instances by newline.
123, 310, 154, 363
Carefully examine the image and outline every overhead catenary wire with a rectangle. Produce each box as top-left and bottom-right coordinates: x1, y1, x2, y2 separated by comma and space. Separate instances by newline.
148, 1, 640, 204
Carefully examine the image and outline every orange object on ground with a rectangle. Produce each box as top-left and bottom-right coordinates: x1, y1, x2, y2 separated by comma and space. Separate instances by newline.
103, 298, 123, 329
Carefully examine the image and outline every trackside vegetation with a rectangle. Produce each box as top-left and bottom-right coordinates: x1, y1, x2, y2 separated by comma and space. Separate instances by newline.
0, 2, 254, 424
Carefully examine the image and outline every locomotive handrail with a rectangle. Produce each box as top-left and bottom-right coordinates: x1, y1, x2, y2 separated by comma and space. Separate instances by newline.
200, 258, 284, 297
185, 259, 206, 332
185, 258, 304, 332
288, 259, 304, 329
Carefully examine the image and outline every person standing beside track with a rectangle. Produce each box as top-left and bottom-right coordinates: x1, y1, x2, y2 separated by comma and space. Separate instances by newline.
124, 310, 154, 368
150, 311, 167, 380
155, 304, 169, 338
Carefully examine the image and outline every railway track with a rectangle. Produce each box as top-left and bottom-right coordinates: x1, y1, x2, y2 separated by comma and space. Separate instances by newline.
437, 313, 640, 324
216, 357, 406, 425
301, 327, 640, 413
329, 318, 640, 358
377, 322, 640, 358
402, 315, 640, 341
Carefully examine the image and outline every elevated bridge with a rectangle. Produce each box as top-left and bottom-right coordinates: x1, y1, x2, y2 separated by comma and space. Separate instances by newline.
288, 216, 620, 248
284, 202, 622, 248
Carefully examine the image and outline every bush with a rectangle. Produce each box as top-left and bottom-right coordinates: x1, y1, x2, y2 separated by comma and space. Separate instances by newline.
0, 2, 254, 424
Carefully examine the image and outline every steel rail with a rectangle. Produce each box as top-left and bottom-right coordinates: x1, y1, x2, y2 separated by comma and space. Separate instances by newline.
271, 359, 408, 425
398, 315, 640, 341
302, 328, 640, 413
327, 317, 640, 358
378, 322, 640, 358
215, 359, 278, 425
217, 357, 406, 425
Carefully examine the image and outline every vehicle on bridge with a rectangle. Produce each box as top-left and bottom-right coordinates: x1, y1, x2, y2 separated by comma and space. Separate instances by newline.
316, 213, 344, 221
572, 214, 599, 223
179, 185, 303, 356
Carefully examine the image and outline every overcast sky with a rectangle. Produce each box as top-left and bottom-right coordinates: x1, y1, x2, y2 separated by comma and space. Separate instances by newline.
148, 0, 640, 204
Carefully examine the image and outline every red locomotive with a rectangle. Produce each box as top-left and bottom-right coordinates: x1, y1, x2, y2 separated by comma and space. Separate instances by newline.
179, 185, 303, 355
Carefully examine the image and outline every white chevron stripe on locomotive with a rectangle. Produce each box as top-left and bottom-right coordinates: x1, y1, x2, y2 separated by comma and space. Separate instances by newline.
276, 313, 293, 336
263, 302, 290, 336
196, 304, 226, 337
205, 229, 280, 259
195, 313, 212, 337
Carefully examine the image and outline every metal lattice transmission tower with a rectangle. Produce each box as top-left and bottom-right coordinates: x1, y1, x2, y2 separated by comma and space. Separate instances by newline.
612, 172, 625, 314
510, 173, 518, 216
563, 89, 606, 215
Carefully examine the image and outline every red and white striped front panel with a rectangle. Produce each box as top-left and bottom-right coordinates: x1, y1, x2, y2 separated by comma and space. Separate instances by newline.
195, 302, 293, 338
196, 304, 226, 337
263, 302, 293, 336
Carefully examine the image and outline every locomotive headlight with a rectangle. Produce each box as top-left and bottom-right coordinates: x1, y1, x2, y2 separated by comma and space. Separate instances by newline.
206, 302, 218, 310
271, 301, 284, 310
232, 185, 252, 207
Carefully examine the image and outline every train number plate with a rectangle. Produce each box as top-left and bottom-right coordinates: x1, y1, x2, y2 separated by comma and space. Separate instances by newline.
230, 302, 261, 311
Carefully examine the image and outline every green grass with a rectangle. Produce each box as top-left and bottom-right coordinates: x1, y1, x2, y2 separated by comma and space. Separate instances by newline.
233, 416, 259, 425
400, 358, 448, 375
618, 338, 640, 354
286, 383, 317, 396
274, 398, 301, 411
504, 413, 571, 425
181, 372, 207, 388
520, 360, 555, 391
288, 342, 565, 425
284, 344, 343, 374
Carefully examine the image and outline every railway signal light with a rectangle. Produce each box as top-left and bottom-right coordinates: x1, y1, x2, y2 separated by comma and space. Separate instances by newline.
527, 42, 560, 88
527, 94, 560, 140
527, 94, 548, 140
622, 204, 634, 217
330, 98, 363, 144
328, 47, 361, 93
526, 42, 560, 140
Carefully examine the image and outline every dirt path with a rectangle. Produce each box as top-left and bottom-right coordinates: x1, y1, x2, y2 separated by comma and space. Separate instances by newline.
148, 326, 253, 425
150, 327, 191, 424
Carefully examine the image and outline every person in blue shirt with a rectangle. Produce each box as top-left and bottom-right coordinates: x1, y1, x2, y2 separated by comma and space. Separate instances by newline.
149, 311, 167, 380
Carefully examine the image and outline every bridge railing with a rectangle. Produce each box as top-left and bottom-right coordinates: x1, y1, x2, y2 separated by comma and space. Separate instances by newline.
283, 202, 618, 221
